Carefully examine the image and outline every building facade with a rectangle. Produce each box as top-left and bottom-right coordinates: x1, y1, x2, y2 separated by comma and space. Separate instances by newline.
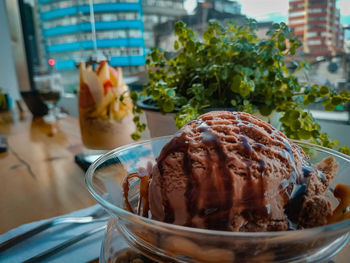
288, 0, 344, 57
153, 0, 244, 52
141, 0, 187, 50
206, 0, 241, 15
36, 0, 145, 90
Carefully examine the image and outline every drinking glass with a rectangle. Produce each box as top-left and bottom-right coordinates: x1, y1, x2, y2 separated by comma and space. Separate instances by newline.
34, 73, 66, 122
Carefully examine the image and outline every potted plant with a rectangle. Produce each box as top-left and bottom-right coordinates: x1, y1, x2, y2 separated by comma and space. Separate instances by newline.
131, 20, 350, 154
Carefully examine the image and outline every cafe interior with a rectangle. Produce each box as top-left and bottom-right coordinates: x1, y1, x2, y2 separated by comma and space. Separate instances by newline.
1, 0, 350, 262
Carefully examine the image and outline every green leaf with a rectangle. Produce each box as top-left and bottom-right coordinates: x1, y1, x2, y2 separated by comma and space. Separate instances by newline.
299, 130, 311, 139
291, 120, 301, 131
320, 86, 329, 95
242, 67, 254, 76
325, 103, 334, 111
331, 97, 342, 106
290, 111, 300, 119
161, 99, 175, 112
167, 89, 176, 97
203, 31, 211, 41
131, 132, 141, 141
174, 40, 179, 50
240, 80, 255, 97
259, 105, 273, 116
231, 75, 242, 93
305, 94, 315, 104
312, 130, 320, 138
272, 23, 280, 30
221, 69, 228, 80
174, 21, 185, 36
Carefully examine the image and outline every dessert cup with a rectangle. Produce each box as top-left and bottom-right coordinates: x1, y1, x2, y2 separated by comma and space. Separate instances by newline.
78, 62, 135, 150
86, 136, 350, 262
79, 109, 135, 150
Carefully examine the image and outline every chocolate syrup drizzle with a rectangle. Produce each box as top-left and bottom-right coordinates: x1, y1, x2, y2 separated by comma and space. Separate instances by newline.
234, 113, 269, 221
123, 111, 324, 231
123, 171, 150, 217
156, 130, 191, 224
155, 113, 272, 230
194, 120, 233, 229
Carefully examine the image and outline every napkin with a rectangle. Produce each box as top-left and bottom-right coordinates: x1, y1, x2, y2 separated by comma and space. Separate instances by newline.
0, 204, 108, 263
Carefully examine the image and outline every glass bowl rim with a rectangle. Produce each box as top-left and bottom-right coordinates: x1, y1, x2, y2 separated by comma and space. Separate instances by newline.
85, 135, 350, 238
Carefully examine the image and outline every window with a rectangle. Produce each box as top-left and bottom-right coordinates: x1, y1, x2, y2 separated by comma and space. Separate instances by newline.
293, 26, 304, 32
129, 29, 142, 38
309, 8, 326, 13
291, 3, 304, 9
101, 14, 116, 21
289, 18, 304, 25
308, 16, 325, 21
290, 11, 305, 18
308, 40, 321, 45
308, 24, 326, 30
307, 32, 318, 38
146, 0, 157, 6
143, 31, 153, 41
160, 16, 169, 23
309, 0, 327, 6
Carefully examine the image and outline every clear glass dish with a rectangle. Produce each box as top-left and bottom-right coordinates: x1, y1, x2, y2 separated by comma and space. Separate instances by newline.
86, 136, 350, 262
100, 217, 350, 263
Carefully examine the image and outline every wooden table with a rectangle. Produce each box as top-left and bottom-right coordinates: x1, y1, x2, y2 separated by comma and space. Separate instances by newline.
0, 110, 96, 234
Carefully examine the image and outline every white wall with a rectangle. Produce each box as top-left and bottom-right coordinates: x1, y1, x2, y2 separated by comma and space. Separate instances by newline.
318, 119, 350, 148
0, 0, 21, 102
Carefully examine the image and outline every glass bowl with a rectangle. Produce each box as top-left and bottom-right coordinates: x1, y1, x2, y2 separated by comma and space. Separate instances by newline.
100, 217, 350, 263
86, 136, 350, 263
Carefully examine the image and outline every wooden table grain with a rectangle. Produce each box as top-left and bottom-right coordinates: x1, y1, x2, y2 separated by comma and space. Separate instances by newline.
0, 110, 96, 234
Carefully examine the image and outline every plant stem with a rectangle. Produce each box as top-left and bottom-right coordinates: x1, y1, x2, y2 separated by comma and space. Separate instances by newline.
215, 73, 221, 98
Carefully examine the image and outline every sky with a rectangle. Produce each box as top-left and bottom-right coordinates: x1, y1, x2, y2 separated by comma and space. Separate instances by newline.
185, 0, 350, 37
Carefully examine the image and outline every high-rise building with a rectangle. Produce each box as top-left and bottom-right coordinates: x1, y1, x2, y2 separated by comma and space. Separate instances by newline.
142, 0, 187, 50
153, 0, 245, 52
202, 0, 241, 15
36, 0, 146, 91
288, 0, 344, 57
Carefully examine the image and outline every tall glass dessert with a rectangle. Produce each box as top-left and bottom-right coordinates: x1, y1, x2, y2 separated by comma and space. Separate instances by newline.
79, 61, 135, 150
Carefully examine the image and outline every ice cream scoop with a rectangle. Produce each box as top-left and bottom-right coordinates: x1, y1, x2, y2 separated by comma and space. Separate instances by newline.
147, 111, 338, 231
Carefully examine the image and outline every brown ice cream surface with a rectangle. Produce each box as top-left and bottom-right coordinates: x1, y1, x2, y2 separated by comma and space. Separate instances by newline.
148, 111, 338, 231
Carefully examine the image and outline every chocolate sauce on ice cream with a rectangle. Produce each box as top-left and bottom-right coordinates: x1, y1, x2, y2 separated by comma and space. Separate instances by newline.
124, 111, 340, 232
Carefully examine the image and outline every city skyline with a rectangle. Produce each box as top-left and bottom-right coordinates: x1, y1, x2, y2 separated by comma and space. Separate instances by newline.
288, 0, 344, 56
185, 0, 350, 37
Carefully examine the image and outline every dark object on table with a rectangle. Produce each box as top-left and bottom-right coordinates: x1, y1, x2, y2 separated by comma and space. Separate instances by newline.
0, 134, 7, 153
0, 92, 9, 112
20, 91, 48, 117
75, 153, 101, 171
75, 152, 121, 171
